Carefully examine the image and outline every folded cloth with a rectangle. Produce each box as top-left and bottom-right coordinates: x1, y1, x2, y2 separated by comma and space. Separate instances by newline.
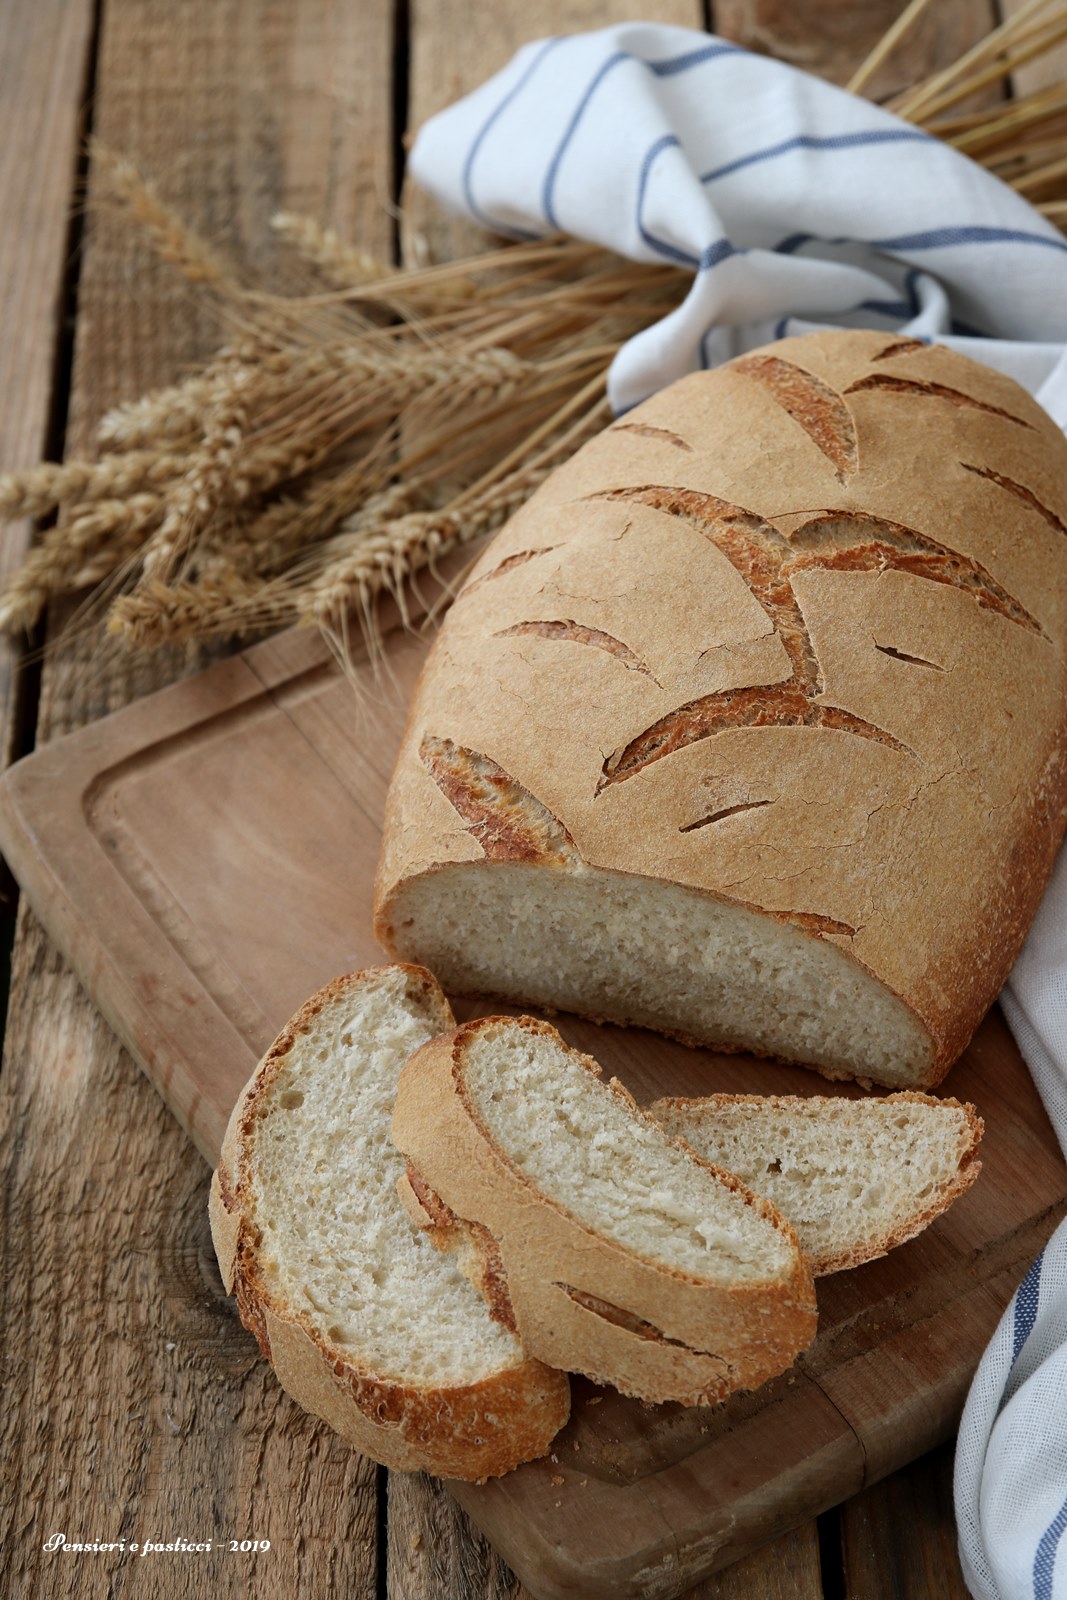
410, 24, 1067, 1599
409, 21, 1067, 422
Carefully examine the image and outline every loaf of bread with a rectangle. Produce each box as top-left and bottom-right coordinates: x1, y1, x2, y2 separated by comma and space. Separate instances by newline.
208, 965, 569, 1480
374, 330, 1067, 1088
391, 1014, 819, 1407
650, 1091, 983, 1274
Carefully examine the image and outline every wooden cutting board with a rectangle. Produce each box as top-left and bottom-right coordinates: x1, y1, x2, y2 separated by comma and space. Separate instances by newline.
1, 612, 1064, 1600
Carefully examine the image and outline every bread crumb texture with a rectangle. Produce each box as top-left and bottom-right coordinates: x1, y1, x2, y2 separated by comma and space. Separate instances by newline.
244, 968, 522, 1386
462, 1020, 796, 1281
651, 1091, 982, 1273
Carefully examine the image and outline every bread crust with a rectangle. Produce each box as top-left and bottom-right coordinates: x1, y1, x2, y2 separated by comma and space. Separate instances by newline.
392, 1016, 819, 1407
649, 1090, 984, 1275
209, 965, 570, 1481
374, 330, 1067, 1087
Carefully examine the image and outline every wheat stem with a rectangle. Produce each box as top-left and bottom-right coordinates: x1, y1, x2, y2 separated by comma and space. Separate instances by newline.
846, 0, 940, 95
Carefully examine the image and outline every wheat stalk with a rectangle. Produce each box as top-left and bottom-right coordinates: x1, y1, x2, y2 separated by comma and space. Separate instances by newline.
271, 212, 392, 288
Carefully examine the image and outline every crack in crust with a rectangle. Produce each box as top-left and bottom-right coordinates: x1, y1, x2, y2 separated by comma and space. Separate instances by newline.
599, 684, 911, 791
591, 487, 910, 788
609, 421, 694, 451
462, 546, 559, 597
496, 618, 656, 678
875, 643, 943, 671
873, 338, 928, 361
961, 462, 1067, 538
590, 485, 817, 681
787, 512, 1043, 635
844, 373, 1033, 428
556, 1285, 730, 1366
779, 911, 857, 938
420, 734, 579, 865
731, 354, 858, 481
679, 799, 774, 832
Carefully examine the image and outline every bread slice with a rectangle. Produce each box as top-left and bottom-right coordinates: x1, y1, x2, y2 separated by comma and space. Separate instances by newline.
650, 1091, 983, 1274
391, 1014, 819, 1407
208, 965, 569, 1480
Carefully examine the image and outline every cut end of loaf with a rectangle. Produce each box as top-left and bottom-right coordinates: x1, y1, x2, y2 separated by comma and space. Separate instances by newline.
378, 862, 936, 1088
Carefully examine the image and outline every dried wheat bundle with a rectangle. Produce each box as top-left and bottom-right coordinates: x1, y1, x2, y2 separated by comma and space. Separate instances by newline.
1, 0, 1066, 673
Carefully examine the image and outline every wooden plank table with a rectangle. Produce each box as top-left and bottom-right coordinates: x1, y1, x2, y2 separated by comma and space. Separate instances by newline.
0, 2, 1053, 1596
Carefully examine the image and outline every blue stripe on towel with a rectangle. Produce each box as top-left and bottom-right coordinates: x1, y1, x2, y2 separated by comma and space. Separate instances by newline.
542, 41, 738, 229
700, 238, 742, 271
648, 41, 739, 76
700, 128, 932, 185
637, 139, 751, 269
856, 266, 922, 321
769, 227, 1067, 261
1034, 1493, 1067, 1600
871, 225, 1067, 255
635, 135, 693, 264
776, 232, 815, 255
1013, 1250, 1045, 1365
542, 50, 630, 228
462, 37, 563, 234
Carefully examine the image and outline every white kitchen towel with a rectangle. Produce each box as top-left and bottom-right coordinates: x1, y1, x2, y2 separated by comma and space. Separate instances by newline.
409, 23, 1067, 1600
409, 21, 1067, 423
956, 865, 1067, 1600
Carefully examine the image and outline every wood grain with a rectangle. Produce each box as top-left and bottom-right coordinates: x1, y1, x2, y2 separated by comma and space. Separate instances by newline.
0, 3, 394, 1597
1003, 0, 1067, 98
839, 1443, 970, 1599
0, 0, 96, 774
713, 0, 996, 99
689, 1524, 824, 1600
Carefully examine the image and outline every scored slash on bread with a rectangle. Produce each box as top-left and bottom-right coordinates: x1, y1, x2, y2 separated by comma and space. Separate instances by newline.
650, 1091, 983, 1275
208, 965, 569, 1481
391, 1014, 819, 1408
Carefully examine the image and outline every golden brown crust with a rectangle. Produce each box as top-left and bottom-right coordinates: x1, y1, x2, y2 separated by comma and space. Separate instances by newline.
208, 965, 570, 1481
374, 330, 1067, 1087
731, 353, 858, 480
392, 1016, 819, 1408
400, 1167, 521, 1335
649, 1090, 984, 1275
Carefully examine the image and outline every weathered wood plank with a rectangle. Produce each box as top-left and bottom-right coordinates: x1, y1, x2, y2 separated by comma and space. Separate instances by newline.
688, 1523, 824, 1600
0, 2, 395, 1597
1003, 0, 1067, 97
0, 0, 96, 774
713, 0, 996, 98
840, 1443, 970, 1599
